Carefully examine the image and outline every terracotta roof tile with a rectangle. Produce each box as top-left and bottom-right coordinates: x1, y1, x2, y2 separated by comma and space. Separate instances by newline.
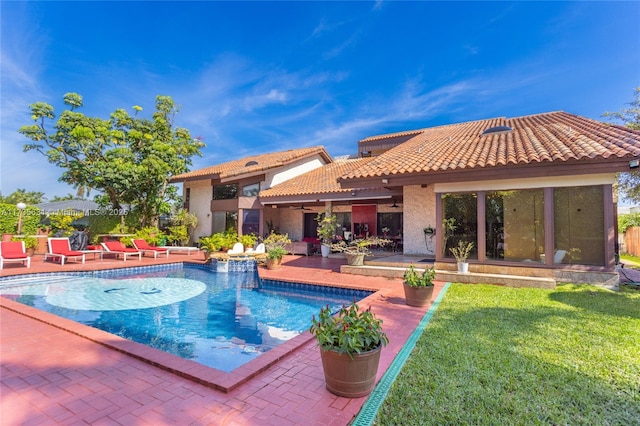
171, 146, 332, 182
339, 111, 640, 181
260, 158, 375, 198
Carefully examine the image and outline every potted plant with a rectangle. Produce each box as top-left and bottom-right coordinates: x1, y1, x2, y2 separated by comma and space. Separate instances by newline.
316, 212, 337, 258
402, 264, 436, 306
265, 246, 288, 269
450, 240, 474, 273
330, 236, 390, 266
309, 302, 389, 397
264, 232, 291, 269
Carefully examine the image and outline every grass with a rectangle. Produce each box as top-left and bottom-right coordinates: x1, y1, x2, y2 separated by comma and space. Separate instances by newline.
375, 284, 640, 425
621, 253, 640, 268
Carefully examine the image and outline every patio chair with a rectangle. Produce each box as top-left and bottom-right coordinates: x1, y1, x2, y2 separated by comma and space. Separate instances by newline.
227, 242, 245, 256
44, 238, 86, 265
132, 239, 169, 259
0, 241, 31, 269
245, 243, 265, 255
101, 241, 142, 261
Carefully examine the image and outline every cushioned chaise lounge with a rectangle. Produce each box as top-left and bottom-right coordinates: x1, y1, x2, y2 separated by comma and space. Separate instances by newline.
101, 241, 142, 261
44, 238, 86, 265
0, 241, 31, 269
132, 239, 169, 258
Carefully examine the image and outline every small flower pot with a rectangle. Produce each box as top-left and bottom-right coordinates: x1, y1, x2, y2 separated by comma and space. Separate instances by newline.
457, 262, 469, 273
402, 283, 434, 307
321, 244, 331, 258
266, 258, 281, 270
319, 345, 382, 398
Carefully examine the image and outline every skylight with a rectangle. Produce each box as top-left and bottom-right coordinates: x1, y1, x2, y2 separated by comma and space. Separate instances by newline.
481, 126, 513, 136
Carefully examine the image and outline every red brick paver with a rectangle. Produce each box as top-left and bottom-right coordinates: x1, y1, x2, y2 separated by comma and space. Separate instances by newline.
1, 254, 443, 425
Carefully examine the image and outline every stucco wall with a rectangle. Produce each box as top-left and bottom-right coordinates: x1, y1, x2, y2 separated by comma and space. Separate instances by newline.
403, 185, 436, 256
264, 155, 326, 189
185, 180, 213, 242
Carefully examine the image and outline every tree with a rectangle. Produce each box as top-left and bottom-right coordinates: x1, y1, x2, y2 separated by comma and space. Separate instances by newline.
0, 189, 45, 205
603, 87, 640, 204
19, 93, 204, 226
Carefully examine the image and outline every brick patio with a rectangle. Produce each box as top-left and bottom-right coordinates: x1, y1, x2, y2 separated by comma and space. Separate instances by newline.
1, 253, 444, 425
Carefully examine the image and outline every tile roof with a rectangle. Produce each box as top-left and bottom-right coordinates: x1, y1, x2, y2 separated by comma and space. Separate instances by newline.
171, 146, 332, 182
259, 158, 376, 198
339, 111, 640, 181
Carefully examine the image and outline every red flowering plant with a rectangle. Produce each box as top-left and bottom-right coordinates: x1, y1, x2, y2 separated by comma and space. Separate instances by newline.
309, 301, 389, 358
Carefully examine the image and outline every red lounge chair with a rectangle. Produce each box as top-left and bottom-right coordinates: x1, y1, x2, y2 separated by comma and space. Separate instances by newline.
0, 241, 31, 269
132, 239, 169, 258
101, 241, 142, 261
44, 238, 85, 265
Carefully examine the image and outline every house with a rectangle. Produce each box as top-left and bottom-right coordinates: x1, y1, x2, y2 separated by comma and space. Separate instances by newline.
173, 111, 640, 283
170, 147, 332, 240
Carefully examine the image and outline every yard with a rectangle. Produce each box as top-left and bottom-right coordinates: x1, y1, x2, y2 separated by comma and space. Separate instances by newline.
375, 283, 640, 425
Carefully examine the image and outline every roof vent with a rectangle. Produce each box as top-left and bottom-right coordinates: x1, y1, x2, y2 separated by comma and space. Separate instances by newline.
244, 160, 259, 167
481, 125, 513, 136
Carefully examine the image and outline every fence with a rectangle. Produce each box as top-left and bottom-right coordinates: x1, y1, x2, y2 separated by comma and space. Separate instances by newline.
624, 226, 640, 256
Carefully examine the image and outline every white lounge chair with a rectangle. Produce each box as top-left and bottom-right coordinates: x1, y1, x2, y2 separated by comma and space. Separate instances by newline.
227, 242, 245, 256
44, 238, 85, 265
0, 241, 31, 269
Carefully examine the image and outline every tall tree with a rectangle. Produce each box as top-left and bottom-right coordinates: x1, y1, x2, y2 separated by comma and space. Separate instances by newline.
603, 87, 640, 204
19, 93, 204, 226
0, 189, 46, 205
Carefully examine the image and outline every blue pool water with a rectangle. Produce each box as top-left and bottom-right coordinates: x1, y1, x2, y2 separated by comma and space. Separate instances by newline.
0, 264, 371, 372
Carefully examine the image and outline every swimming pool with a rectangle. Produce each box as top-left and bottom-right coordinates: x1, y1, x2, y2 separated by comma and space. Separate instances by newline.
0, 264, 371, 372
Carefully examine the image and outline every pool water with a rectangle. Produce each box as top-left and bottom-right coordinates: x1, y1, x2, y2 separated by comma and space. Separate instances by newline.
0, 265, 370, 372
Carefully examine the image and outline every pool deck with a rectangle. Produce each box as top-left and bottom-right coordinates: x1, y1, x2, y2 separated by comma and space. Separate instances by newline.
1, 253, 444, 425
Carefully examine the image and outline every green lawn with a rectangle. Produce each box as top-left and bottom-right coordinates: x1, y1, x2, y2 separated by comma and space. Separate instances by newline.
375, 284, 640, 425
621, 253, 640, 268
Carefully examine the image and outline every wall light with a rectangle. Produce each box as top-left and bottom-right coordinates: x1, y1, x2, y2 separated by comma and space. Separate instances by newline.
381, 178, 389, 184
351, 192, 356, 197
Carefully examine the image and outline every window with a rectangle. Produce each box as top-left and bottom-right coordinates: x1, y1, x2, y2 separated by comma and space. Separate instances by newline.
554, 186, 604, 265
486, 190, 544, 262
242, 183, 260, 197
377, 213, 402, 237
212, 211, 238, 233
242, 209, 260, 235
213, 184, 238, 200
442, 193, 477, 260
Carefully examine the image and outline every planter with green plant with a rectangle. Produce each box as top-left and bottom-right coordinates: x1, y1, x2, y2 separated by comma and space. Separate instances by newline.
330, 236, 391, 265
402, 264, 436, 306
309, 301, 389, 397
316, 212, 337, 257
264, 232, 291, 269
450, 240, 474, 273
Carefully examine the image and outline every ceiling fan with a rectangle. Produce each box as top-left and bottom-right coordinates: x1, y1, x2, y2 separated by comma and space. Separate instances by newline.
291, 205, 312, 211
391, 200, 399, 208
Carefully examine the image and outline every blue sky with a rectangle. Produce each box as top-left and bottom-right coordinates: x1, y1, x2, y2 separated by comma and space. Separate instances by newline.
1, 1, 639, 201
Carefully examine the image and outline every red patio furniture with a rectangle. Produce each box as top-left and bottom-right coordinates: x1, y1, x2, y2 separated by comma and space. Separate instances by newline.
0, 241, 31, 269
44, 238, 85, 265
101, 241, 142, 261
132, 239, 169, 259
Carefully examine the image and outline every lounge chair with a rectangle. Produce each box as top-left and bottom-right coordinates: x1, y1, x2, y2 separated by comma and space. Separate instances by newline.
227, 242, 245, 256
158, 245, 200, 255
245, 243, 265, 255
132, 239, 169, 258
0, 241, 31, 269
44, 238, 86, 265
101, 241, 142, 261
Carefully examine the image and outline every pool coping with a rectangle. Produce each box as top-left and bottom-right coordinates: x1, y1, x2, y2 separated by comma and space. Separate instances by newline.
0, 262, 385, 393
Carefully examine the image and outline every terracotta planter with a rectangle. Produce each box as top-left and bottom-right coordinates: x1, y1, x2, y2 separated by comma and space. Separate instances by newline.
2, 233, 13, 242
403, 283, 434, 307
266, 257, 282, 270
319, 345, 382, 398
345, 253, 365, 266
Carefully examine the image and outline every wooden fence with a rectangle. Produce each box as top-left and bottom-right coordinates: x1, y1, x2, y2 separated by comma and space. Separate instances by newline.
625, 226, 640, 256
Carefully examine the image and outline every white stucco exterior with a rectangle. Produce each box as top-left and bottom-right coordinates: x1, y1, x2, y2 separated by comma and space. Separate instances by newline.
264, 155, 326, 189
185, 180, 214, 241
403, 185, 436, 255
